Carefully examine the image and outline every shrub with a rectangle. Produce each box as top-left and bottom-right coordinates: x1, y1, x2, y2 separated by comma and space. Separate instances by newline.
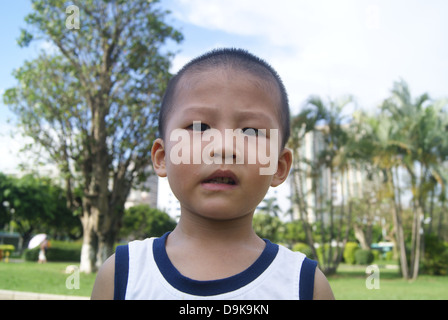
371, 249, 381, 261
421, 234, 448, 276
385, 250, 394, 261
343, 242, 359, 265
315, 243, 333, 265
23, 248, 39, 261
292, 242, 314, 258
23, 240, 81, 262
355, 249, 374, 265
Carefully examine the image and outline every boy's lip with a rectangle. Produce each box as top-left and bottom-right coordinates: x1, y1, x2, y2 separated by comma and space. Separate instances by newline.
201, 169, 239, 190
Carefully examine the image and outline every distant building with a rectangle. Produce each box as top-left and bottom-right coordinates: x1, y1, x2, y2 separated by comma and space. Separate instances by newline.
125, 174, 158, 210
290, 127, 365, 224
156, 177, 181, 221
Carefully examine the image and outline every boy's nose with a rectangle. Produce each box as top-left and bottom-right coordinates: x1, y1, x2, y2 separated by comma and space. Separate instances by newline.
210, 136, 236, 163
207, 130, 243, 164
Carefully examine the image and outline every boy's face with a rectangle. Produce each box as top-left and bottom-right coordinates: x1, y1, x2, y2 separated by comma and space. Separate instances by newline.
152, 67, 292, 221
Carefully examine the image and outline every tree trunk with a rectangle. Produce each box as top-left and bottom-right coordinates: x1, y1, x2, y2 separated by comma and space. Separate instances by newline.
411, 199, 424, 280
96, 230, 115, 270
326, 166, 336, 273
427, 186, 435, 234
80, 211, 98, 274
291, 157, 318, 260
437, 196, 446, 238
354, 224, 370, 250
80, 95, 112, 272
390, 168, 409, 279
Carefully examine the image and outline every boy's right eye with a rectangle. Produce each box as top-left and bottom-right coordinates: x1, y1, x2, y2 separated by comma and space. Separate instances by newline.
186, 122, 210, 132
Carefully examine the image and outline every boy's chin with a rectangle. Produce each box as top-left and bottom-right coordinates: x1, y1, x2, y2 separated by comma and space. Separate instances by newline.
194, 207, 253, 222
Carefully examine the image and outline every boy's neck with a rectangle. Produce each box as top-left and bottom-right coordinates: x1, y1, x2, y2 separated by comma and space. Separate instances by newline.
169, 209, 263, 248
164, 208, 266, 281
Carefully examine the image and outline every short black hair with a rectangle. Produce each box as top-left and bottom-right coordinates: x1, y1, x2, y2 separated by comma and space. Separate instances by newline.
158, 48, 290, 148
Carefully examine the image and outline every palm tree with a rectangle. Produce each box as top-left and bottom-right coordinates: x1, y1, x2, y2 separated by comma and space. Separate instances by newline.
381, 80, 447, 279
355, 110, 410, 279
259, 197, 281, 217
289, 112, 319, 260
290, 95, 354, 274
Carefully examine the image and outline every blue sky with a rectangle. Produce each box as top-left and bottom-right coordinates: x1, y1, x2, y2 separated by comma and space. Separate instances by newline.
1, 0, 448, 174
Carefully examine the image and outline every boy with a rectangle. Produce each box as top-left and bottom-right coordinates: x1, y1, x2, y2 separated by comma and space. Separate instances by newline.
91, 48, 334, 300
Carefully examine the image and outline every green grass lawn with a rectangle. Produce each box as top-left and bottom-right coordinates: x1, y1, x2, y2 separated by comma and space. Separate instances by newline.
1, 261, 448, 299
328, 264, 448, 300
0, 261, 96, 297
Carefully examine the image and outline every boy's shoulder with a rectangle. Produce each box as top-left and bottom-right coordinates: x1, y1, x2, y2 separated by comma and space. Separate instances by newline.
91, 253, 115, 300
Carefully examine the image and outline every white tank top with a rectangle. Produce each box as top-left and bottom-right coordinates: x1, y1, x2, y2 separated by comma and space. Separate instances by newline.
114, 232, 317, 300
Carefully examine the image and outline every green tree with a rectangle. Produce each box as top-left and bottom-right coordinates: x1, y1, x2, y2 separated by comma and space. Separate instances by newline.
0, 174, 13, 228
291, 95, 354, 274
3, 0, 182, 272
352, 80, 448, 279
0, 173, 80, 247
258, 197, 281, 217
252, 213, 285, 243
354, 108, 411, 279
381, 80, 448, 279
283, 220, 306, 245
120, 204, 176, 240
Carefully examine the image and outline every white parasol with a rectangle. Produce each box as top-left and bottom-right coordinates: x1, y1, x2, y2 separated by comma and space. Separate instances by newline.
28, 233, 47, 249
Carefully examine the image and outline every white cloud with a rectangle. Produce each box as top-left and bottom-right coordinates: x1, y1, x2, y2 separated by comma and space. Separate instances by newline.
0, 122, 59, 176
174, 0, 367, 47
0, 123, 30, 174
168, 0, 448, 113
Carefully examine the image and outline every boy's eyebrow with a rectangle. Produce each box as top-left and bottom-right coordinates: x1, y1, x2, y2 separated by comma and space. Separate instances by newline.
181, 106, 215, 115
234, 110, 274, 124
181, 106, 277, 126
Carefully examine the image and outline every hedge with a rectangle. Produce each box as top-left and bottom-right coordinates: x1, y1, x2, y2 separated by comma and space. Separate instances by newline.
355, 249, 374, 265
23, 241, 82, 262
343, 242, 359, 265
292, 242, 314, 258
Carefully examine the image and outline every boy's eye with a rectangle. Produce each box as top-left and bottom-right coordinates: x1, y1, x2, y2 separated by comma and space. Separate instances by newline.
187, 122, 210, 132
242, 128, 265, 136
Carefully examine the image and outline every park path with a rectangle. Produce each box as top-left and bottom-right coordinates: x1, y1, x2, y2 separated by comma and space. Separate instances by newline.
0, 289, 89, 300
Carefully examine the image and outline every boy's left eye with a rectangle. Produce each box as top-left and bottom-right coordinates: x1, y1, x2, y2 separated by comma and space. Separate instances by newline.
187, 123, 210, 132
242, 128, 264, 136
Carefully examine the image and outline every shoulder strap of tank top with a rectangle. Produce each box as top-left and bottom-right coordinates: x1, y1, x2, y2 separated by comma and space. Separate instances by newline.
114, 244, 129, 300
299, 257, 318, 300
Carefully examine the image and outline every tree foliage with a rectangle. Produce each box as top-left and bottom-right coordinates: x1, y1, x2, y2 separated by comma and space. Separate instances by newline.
289, 79, 448, 278
120, 204, 176, 240
0, 173, 80, 246
3, 0, 182, 272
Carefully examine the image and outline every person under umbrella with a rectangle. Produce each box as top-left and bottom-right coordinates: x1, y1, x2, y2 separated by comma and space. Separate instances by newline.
28, 234, 49, 263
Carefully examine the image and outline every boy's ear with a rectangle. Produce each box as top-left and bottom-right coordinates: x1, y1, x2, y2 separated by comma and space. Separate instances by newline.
151, 138, 167, 178
270, 147, 293, 187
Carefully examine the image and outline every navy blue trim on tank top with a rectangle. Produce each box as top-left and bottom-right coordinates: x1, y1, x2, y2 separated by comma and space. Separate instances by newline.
299, 257, 318, 300
153, 232, 279, 296
114, 244, 129, 300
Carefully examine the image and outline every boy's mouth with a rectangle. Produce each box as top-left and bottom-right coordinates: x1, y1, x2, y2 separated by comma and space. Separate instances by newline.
203, 177, 236, 185
201, 170, 239, 189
